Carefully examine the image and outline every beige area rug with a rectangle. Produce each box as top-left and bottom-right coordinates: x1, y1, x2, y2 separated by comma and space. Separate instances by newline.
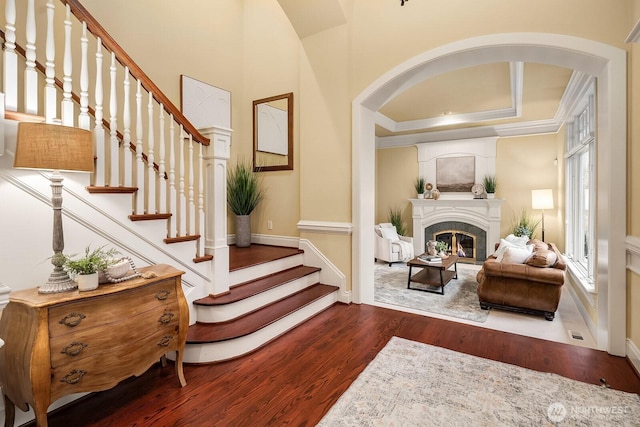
374, 262, 488, 322
317, 337, 640, 426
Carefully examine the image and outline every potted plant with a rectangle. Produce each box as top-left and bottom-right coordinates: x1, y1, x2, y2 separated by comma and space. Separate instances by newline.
510, 209, 541, 239
414, 176, 426, 198
64, 245, 120, 291
227, 160, 266, 247
483, 174, 497, 198
387, 207, 406, 237
435, 241, 449, 257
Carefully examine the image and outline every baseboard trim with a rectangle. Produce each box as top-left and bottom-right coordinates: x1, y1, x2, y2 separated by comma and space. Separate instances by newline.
627, 338, 640, 376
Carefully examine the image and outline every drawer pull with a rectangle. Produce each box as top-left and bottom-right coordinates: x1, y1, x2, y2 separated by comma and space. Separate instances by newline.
61, 369, 87, 385
157, 335, 173, 347
59, 312, 86, 327
158, 311, 175, 324
61, 342, 88, 356
155, 290, 171, 300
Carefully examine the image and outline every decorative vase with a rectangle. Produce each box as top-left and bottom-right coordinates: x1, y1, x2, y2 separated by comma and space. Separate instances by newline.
235, 214, 252, 247
77, 272, 99, 292
432, 189, 441, 200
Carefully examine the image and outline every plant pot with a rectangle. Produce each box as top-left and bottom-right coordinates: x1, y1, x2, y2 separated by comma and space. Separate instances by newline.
417, 193, 425, 199
235, 214, 252, 247
77, 272, 99, 292
487, 193, 495, 199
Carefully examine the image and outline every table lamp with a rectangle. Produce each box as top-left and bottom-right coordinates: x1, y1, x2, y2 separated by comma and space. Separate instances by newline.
14, 122, 94, 293
531, 189, 554, 242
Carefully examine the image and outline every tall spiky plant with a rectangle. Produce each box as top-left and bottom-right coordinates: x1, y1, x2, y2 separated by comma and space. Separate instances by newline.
387, 207, 406, 236
227, 161, 266, 215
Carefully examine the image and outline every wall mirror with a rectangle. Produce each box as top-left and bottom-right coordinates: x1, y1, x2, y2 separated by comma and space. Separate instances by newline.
253, 92, 293, 171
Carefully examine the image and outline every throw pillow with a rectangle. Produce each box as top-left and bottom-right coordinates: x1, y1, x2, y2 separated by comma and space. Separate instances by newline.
526, 249, 558, 268
380, 226, 400, 241
501, 245, 534, 264
505, 233, 530, 247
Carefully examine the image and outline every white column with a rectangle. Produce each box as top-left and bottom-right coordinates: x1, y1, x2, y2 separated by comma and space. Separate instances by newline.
94, 39, 105, 186
200, 126, 232, 297
24, 0, 38, 115
61, 4, 73, 125
78, 22, 90, 129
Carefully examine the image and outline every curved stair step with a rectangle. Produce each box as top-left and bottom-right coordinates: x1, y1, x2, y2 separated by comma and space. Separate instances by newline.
184, 283, 338, 363
195, 265, 321, 306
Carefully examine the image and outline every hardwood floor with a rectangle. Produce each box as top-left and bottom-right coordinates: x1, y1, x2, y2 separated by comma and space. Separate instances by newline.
28, 303, 640, 427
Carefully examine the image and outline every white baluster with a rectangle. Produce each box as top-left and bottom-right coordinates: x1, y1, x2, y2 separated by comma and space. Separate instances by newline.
44, 0, 56, 122
123, 67, 132, 187
78, 22, 90, 129
188, 135, 195, 235
24, 0, 37, 115
198, 142, 205, 256
94, 39, 105, 186
109, 52, 118, 187
179, 125, 187, 236
147, 92, 156, 213
135, 79, 144, 214
158, 106, 167, 213
4, 0, 17, 111
61, 4, 73, 125
168, 117, 177, 237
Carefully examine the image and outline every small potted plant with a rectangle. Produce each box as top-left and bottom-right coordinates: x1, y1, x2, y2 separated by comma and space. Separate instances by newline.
414, 176, 426, 198
483, 174, 497, 198
435, 241, 449, 257
64, 245, 120, 291
510, 209, 541, 239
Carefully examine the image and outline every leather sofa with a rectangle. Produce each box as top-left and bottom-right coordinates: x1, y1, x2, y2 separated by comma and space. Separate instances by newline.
476, 240, 566, 321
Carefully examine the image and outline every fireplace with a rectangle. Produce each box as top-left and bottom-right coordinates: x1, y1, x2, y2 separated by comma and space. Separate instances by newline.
410, 198, 503, 263
426, 222, 486, 264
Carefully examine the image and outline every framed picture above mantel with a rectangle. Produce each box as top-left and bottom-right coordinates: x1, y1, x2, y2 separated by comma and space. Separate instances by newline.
436, 156, 475, 192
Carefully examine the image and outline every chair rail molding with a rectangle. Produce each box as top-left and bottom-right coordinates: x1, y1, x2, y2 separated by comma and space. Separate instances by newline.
626, 235, 640, 276
297, 220, 353, 235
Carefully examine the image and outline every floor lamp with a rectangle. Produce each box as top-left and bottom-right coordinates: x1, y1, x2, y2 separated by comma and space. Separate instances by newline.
14, 122, 94, 294
532, 189, 554, 242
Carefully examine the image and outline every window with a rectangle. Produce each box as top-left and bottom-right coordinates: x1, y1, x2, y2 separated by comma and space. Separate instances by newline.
565, 83, 596, 292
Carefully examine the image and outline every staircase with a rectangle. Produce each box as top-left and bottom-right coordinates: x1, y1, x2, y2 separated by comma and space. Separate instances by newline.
0, 0, 344, 367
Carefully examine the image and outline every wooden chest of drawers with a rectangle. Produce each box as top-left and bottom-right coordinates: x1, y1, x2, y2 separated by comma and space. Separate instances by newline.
0, 264, 188, 427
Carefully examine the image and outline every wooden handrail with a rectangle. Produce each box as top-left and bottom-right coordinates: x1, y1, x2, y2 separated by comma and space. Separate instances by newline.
59, 0, 210, 146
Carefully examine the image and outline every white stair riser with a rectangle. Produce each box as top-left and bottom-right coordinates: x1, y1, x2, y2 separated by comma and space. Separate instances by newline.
195, 272, 320, 323
229, 254, 304, 286
183, 291, 338, 364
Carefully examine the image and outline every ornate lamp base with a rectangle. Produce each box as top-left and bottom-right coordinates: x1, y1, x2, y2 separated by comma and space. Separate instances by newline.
39, 266, 77, 294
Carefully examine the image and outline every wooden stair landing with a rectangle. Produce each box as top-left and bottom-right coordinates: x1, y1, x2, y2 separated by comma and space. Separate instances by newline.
229, 244, 303, 271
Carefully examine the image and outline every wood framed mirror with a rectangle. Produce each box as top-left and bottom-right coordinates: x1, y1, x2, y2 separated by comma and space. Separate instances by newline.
253, 92, 293, 171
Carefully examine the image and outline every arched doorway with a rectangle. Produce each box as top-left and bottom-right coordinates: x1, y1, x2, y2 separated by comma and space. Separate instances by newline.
351, 33, 626, 356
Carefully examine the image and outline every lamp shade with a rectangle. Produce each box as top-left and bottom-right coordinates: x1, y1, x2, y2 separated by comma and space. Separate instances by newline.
14, 122, 94, 172
532, 189, 554, 210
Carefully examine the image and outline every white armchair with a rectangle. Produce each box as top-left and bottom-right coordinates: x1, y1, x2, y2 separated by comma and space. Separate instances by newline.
374, 223, 414, 266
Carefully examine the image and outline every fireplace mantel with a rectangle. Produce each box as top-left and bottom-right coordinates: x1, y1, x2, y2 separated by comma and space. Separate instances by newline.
410, 198, 503, 258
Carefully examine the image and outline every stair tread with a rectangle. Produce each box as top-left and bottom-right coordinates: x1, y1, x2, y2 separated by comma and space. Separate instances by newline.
186, 283, 338, 343
194, 265, 321, 306
229, 244, 303, 271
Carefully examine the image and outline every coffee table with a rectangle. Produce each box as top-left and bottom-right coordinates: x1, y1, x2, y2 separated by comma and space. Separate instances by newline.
406, 254, 459, 295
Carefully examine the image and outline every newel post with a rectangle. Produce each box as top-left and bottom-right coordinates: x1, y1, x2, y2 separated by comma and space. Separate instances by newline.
200, 126, 232, 296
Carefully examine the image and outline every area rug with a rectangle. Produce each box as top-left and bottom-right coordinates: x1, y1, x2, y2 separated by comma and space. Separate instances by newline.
317, 337, 640, 426
374, 262, 488, 322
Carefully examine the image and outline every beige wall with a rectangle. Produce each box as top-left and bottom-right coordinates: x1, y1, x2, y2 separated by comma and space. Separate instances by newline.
375, 146, 416, 235
497, 134, 563, 247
